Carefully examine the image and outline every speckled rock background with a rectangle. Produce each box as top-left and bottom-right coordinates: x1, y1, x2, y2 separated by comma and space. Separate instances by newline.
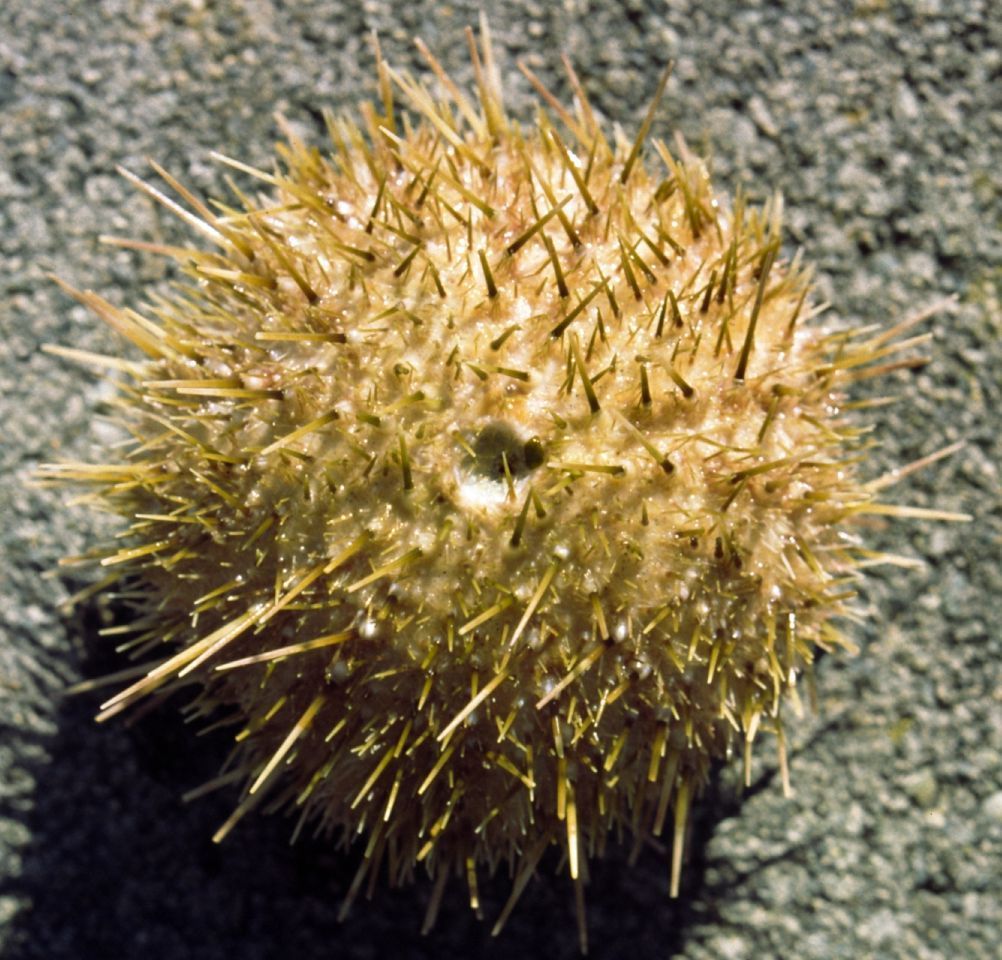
1, 2, 999, 958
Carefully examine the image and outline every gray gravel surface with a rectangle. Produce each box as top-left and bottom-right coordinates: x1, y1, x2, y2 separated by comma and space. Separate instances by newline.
2, 1, 999, 959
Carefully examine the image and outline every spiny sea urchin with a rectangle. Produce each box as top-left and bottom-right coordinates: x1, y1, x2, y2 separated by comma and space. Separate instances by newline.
41, 21, 969, 950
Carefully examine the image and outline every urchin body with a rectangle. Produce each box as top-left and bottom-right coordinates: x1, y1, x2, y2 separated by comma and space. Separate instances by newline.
42, 26, 953, 940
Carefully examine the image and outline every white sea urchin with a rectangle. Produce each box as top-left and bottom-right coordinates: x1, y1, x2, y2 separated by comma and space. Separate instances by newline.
40, 20, 969, 951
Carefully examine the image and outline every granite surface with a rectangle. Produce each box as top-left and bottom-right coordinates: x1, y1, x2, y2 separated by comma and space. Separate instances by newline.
1, 1, 999, 958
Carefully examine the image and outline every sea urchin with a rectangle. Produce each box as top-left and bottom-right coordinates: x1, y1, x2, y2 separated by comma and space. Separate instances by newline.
40, 21, 968, 949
